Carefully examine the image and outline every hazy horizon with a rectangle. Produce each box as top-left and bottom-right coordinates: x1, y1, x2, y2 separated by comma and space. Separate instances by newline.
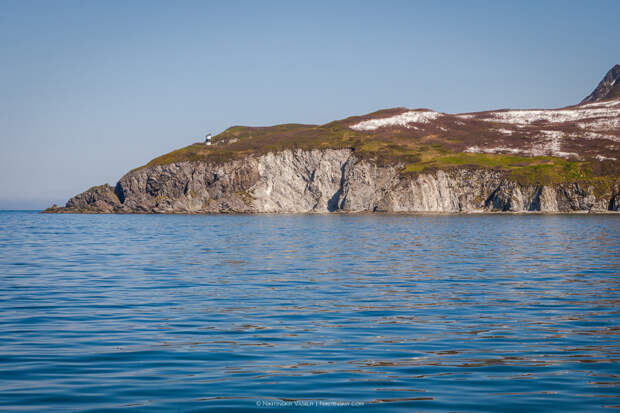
1, 0, 619, 209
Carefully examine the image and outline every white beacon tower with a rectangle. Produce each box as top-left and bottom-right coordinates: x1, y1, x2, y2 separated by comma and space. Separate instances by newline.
205, 133, 212, 145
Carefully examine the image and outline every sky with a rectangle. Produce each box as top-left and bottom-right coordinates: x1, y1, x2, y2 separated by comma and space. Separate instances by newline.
1, 0, 619, 209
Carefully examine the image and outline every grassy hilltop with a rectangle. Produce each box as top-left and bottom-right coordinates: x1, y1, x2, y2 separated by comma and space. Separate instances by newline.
135, 105, 619, 191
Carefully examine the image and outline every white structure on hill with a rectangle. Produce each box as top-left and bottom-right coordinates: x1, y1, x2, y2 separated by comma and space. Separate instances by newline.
205, 133, 212, 145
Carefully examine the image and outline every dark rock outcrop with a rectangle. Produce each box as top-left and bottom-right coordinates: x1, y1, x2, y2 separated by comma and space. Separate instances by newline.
45, 184, 121, 213
581, 64, 620, 104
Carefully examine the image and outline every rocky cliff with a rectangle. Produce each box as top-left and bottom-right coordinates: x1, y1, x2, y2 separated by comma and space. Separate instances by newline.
46, 148, 619, 214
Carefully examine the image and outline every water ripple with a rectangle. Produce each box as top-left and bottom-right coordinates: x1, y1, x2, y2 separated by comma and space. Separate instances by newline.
0, 212, 618, 411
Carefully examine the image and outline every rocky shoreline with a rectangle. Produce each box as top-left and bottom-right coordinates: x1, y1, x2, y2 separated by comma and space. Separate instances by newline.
45, 149, 620, 215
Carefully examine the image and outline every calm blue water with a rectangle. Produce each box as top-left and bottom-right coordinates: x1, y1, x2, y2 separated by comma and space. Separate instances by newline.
0, 211, 619, 412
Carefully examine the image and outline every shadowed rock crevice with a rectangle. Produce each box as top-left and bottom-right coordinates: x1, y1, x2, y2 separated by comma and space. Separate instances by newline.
608, 187, 620, 211
528, 186, 543, 211
484, 186, 513, 212
327, 157, 352, 212
114, 182, 125, 204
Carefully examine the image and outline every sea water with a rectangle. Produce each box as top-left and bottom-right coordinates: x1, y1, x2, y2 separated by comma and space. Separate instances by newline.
0, 211, 619, 411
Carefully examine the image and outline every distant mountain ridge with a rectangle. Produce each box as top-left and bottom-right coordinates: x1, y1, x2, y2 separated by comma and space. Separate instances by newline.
581, 64, 620, 104
45, 65, 620, 214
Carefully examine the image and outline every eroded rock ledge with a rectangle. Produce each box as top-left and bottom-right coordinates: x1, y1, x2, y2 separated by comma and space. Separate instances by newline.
45, 149, 620, 214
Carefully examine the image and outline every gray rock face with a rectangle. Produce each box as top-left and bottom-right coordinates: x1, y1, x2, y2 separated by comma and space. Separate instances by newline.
253, 149, 350, 212
63, 184, 121, 213
53, 149, 619, 214
581, 64, 620, 104
116, 159, 259, 213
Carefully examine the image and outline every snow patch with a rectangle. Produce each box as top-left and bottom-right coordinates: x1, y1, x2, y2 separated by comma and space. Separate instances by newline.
350, 111, 443, 131
580, 98, 620, 108
577, 132, 620, 143
464, 146, 522, 154
465, 130, 578, 159
537, 130, 563, 156
480, 106, 620, 131
595, 154, 617, 161
577, 118, 620, 131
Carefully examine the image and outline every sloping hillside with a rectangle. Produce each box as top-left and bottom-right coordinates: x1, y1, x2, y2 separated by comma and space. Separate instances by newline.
139, 95, 620, 186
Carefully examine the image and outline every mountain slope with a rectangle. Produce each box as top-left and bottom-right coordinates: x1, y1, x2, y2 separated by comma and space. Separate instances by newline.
581, 64, 620, 104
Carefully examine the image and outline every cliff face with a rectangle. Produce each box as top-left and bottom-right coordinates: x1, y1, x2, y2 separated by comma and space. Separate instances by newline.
48, 149, 619, 214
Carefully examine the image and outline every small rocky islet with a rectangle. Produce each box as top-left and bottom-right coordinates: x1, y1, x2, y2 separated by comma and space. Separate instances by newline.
46, 65, 620, 214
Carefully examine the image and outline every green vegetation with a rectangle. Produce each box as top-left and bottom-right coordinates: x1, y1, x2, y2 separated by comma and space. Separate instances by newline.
135, 144, 238, 170
403, 153, 583, 183
133, 118, 619, 189
136, 123, 366, 170
403, 152, 616, 194
85, 184, 114, 192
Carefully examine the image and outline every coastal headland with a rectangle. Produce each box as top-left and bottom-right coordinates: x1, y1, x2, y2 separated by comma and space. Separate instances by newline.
46, 66, 620, 214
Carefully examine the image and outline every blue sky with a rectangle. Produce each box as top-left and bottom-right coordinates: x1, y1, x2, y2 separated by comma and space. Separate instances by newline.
1, 0, 619, 209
